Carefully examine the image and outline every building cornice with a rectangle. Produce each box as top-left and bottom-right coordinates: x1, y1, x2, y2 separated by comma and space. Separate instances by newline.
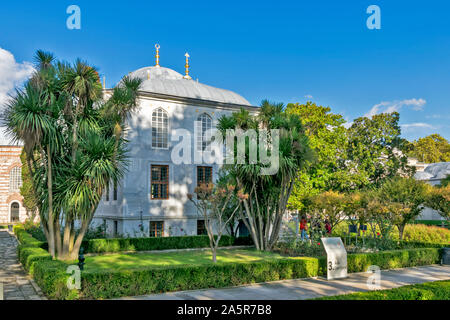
104, 89, 260, 112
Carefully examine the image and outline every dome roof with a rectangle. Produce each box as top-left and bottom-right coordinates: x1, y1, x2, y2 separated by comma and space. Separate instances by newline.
128, 66, 252, 106
414, 162, 450, 180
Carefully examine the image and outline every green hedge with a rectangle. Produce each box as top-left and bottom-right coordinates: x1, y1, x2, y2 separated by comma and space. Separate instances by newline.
17, 245, 52, 273
14, 225, 254, 254
14, 224, 52, 274
345, 248, 442, 273
412, 220, 449, 228
31, 247, 442, 300
82, 235, 252, 254
32, 260, 80, 300
80, 257, 322, 300
315, 280, 450, 300
13, 226, 444, 300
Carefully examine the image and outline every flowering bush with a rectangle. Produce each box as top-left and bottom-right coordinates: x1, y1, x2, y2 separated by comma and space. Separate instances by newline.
274, 237, 326, 257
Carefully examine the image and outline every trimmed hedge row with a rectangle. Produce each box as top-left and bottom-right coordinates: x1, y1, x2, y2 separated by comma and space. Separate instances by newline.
31, 247, 442, 300
315, 280, 450, 300
15, 224, 254, 254
13, 226, 445, 300
85, 235, 254, 254
14, 225, 52, 274
38, 235, 253, 254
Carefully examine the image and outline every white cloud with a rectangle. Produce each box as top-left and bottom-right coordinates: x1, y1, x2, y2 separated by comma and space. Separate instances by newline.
0, 47, 34, 145
401, 122, 436, 130
364, 98, 426, 118
304, 94, 314, 100
425, 114, 450, 120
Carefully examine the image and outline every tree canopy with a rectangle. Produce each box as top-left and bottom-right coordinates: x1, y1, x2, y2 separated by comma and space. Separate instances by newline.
409, 134, 450, 163
218, 100, 313, 250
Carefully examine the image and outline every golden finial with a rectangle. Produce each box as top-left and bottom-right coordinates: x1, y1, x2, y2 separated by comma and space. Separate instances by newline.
147, 69, 150, 80
155, 44, 160, 67
102, 76, 106, 89
184, 52, 192, 79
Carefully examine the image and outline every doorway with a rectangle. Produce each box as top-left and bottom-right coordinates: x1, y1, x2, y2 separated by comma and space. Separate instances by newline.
10, 202, 20, 222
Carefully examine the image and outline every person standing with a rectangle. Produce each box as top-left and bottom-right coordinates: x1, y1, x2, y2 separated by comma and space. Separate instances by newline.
300, 216, 309, 241
325, 219, 332, 235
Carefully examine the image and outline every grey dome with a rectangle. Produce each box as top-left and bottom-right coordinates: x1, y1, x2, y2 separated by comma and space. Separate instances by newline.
129, 66, 251, 106
414, 162, 450, 180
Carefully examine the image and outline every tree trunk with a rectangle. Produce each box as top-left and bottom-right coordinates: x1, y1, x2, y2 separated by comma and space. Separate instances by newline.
398, 225, 405, 241
61, 216, 72, 258
45, 145, 55, 258
54, 217, 62, 257
212, 247, 217, 263
69, 220, 75, 253
70, 220, 89, 260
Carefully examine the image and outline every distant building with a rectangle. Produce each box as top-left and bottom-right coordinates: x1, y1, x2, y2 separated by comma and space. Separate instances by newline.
407, 157, 429, 172
414, 162, 449, 221
0, 146, 26, 224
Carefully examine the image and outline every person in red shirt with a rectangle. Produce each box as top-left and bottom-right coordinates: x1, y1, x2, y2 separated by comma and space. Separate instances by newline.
300, 216, 309, 241
325, 219, 332, 235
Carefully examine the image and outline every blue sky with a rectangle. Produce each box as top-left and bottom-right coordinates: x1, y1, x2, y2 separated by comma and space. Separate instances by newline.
0, 0, 449, 141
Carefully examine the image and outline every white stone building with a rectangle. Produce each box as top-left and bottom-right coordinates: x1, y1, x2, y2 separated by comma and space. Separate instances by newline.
414, 162, 450, 221
92, 51, 258, 237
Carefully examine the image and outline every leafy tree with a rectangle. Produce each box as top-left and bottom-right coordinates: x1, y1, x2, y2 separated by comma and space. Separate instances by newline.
3, 50, 141, 260
286, 102, 354, 211
188, 184, 246, 262
347, 112, 415, 188
409, 134, 450, 163
425, 185, 450, 221
217, 101, 313, 251
345, 191, 371, 227
308, 191, 346, 235
377, 177, 428, 240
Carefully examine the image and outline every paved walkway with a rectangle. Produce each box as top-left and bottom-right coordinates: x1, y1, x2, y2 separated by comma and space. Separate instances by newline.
120, 265, 450, 300
0, 230, 44, 300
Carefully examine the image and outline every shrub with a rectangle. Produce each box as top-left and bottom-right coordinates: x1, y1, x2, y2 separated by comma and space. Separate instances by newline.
30, 247, 441, 300
346, 248, 441, 273
84, 235, 252, 254
14, 225, 45, 248
80, 257, 322, 299
395, 224, 450, 243
14, 224, 254, 254
32, 260, 80, 300
315, 280, 450, 300
333, 221, 450, 243
17, 245, 52, 273
413, 220, 449, 228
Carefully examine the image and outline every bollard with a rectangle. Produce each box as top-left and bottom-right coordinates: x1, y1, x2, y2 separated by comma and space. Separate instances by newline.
78, 247, 85, 270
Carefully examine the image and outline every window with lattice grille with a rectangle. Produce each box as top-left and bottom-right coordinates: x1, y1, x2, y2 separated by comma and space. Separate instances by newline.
9, 167, 22, 192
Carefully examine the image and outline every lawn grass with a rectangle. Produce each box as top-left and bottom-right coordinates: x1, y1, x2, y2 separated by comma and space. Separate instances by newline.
314, 280, 450, 300
82, 248, 286, 273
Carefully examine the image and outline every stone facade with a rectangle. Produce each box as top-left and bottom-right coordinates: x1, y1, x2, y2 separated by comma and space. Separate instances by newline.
91, 64, 258, 237
0, 146, 26, 224
92, 91, 257, 237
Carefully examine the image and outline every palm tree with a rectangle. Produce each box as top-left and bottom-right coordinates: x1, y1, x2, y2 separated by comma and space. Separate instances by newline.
3, 50, 141, 260
217, 102, 312, 250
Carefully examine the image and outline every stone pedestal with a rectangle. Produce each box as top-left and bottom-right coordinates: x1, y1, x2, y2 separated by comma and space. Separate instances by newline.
443, 248, 450, 265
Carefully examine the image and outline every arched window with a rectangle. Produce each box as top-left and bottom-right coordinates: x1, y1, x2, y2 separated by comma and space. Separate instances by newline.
152, 108, 169, 149
196, 113, 212, 151
9, 167, 22, 192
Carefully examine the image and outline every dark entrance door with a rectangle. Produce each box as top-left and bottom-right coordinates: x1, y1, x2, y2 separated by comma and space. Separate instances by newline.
237, 220, 249, 237
10, 202, 19, 222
